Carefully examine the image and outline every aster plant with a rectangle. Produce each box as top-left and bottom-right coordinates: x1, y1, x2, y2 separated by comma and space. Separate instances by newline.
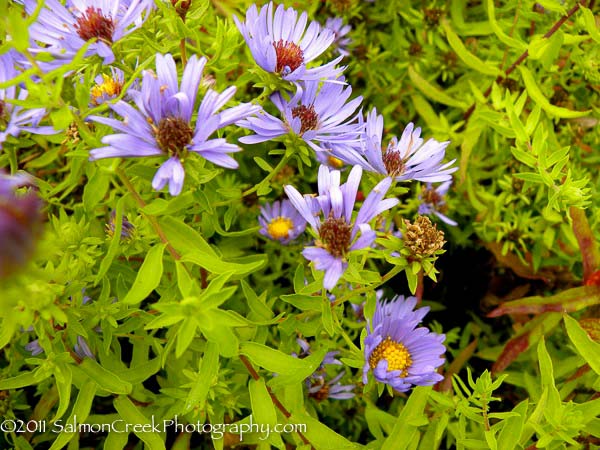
418, 181, 457, 226
258, 200, 307, 244
285, 165, 399, 290
89, 53, 260, 195
333, 108, 457, 183
0, 52, 55, 148
238, 78, 363, 155
20, 0, 154, 69
234, 1, 344, 82
363, 295, 445, 392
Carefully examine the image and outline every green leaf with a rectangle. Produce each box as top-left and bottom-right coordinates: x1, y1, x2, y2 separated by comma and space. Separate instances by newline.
497, 400, 528, 450
176, 318, 197, 358
518, 66, 590, 118
382, 386, 431, 450
48, 380, 97, 450
53, 364, 72, 421
249, 378, 284, 448
113, 396, 165, 450
122, 243, 165, 304
288, 412, 361, 450
564, 314, 600, 375
183, 342, 219, 414
95, 196, 127, 283
253, 156, 273, 172
486, 0, 527, 50
78, 359, 132, 394
83, 167, 109, 211
581, 7, 600, 43
0, 371, 41, 390
407, 66, 468, 109
442, 20, 501, 76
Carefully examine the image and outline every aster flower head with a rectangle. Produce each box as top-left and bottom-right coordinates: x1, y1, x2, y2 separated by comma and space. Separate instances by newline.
418, 181, 457, 226
90, 67, 125, 106
285, 165, 399, 290
73, 335, 95, 360
106, 209, 135, 240
0, 171, 44, 279
258, 200, 306, 244
333, 108, 457, 183
238, 78, 363, 155
234, 2, 344, 82
324, 18, 352, 57
308, 371, 355, 401
25, 339, 44, 356
21, 0, 154, 69
0, 52, 55, 148
89, 53, 260, 196
363, 295, 445, 393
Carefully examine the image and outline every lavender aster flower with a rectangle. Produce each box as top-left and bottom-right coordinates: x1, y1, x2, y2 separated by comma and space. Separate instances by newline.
106, 209, 135, 240
333, 108, 457, 183
294, 338, 342, 369
238, 78, 363, 155
418, 181, 457, 226
363, 295, 445, 393
0, 171, 44, 279
73, 336, 95, 360
90, 67, 125, 106
324, 18, 352, 57
308, 371, 355, 401
25, 339, 44, 356
21, 0, 153, 69
89, 53, 260, 196
285, 165, 399, 290
258, 200, 306, 244
234, 2, 344, 81
0, 52, 55, 148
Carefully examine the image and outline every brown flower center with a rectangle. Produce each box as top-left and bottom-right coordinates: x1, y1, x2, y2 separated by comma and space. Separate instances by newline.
273, 40, 304, 74
421, 186, 442, 206
291, 104, 319, 135
383, 150, 405, 177
75, 7, 115, 43
318, 215, 352, 258
154, 117, 193, 156
309, 383, 330, 402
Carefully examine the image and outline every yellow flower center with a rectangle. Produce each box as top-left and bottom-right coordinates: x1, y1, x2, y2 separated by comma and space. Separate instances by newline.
91, 74, 123, 105
327, 155, 344, 169
267, 216, 294, 240
369, 336, 412, 375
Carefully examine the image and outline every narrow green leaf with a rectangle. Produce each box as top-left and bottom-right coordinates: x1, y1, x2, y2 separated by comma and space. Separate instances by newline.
442, 20, 501, 76
564, 314, 600, 375
253, 156, 273, 172
83, 168, 109, 211
486, 0, 527, 50
176, 318, 197, 358
382, 386, 431, 450
497, 400, 528, 450
249, 378, 284, 448
581, 7, 600, 43
53, 364, 72, 421
519, 66, 590, 118
183, 341, 219, 414
78, 359, 132, 394
113, 396, 165, 450
122, 243, 165, 304
289, 412, 360, 450
0, 371, 41, 390
408, 66, 468, 109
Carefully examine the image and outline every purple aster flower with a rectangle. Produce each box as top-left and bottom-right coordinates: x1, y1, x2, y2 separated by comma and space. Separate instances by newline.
25, 339, 44, 356
0, 171, 44, 279
294, 338, 342, 369
106, 209, 135, 240
238, 78, 363, 155
21, 0, 153, 69
324, 18, 352, 57
234, 2, 344, 82
308, 371, 355, 401
284, 165, 399, 290
89, 53, 260, 196
333, 108, 457, 183
73, 335, 95, 360
258, 200, 306, 244
363, 295, 445, 393
0, 52, 55, 148
90, 67, 125, 106
418, 181, 457, 226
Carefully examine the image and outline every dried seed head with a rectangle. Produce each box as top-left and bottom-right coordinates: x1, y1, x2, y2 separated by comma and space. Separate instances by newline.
403, 215, 445, 258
